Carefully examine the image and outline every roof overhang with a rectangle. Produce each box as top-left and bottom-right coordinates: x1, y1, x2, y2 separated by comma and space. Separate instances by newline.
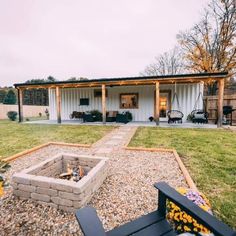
14, 72, 228, 89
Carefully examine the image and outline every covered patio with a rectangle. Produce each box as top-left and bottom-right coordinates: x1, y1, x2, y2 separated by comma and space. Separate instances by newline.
14, 72, 228, 127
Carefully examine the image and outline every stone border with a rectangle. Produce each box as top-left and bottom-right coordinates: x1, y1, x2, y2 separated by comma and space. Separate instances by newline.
125, 146, 198, 191
3, 142, 91, 162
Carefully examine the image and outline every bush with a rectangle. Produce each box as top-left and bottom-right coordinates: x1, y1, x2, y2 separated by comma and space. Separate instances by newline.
7, 111, 17, 121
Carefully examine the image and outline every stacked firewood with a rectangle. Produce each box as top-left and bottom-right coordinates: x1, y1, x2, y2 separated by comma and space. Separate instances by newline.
59, 164, 85, 182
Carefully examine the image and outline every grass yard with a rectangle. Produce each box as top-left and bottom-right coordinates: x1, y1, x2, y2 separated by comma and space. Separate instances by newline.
0, 120, 113, 160
129, 127, 236, 228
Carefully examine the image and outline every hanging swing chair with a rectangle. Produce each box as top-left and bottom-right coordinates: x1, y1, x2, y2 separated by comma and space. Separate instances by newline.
190, 84, 208, 124
167, 83, 184, 124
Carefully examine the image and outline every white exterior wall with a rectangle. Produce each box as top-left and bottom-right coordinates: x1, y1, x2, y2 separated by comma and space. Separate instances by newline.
49, 83, 203, 122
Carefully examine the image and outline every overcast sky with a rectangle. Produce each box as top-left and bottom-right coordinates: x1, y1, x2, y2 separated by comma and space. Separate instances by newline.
0, 0, 210, 87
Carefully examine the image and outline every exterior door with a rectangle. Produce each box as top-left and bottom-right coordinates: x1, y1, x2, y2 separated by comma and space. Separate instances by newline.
154, 91, 171, 121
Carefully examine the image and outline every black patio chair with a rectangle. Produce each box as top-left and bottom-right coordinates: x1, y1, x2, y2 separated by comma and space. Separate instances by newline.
167, 110, 184, 123
191, 109, 208, 124
75, 182, 236, 236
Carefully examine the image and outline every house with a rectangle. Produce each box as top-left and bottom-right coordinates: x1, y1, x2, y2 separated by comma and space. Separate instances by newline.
14, 72, 227, 127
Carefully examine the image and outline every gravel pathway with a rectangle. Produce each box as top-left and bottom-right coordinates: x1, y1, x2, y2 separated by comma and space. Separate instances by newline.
0, 127, 188, 235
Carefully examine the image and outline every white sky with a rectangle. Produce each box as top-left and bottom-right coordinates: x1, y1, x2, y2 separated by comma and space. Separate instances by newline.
0, 0, 209, 87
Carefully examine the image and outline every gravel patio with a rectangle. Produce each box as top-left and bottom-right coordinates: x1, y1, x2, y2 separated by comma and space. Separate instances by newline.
0, 143, 188, 236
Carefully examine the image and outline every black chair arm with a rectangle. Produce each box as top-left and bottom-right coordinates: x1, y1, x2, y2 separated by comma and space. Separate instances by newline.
155, 182, 236, 236
75, 206, 106, 236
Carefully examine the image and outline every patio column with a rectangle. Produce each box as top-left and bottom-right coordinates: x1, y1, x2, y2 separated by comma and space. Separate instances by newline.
102, 84, 106, 124
56, 86, 61, 124
17, 88, 23, 123
155, 81, 160, 125
217, 78, 224, 128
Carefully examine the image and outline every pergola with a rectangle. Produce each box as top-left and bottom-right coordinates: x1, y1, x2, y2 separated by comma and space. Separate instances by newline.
14, 72, 228, 127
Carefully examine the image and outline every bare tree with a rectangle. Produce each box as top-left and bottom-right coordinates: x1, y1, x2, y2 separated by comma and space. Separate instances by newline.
177, 0, 236, 94
140, 47, 185, 76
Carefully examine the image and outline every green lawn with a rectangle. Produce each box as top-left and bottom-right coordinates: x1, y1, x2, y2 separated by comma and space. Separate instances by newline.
0, 120, 113, 160
129, 127, 236, 228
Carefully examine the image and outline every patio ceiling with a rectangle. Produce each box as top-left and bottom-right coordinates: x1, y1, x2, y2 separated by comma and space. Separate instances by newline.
14, 72, 228, 89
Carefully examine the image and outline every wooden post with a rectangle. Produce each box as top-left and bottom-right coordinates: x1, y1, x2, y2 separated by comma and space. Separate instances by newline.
102, 84, 106, 124
56, 86, 61, 124
155, 82, 160, 125
18, 88, 23, 122
217, 79, 224, 128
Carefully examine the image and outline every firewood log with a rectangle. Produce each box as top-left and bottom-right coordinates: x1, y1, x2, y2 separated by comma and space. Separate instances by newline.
59, 172, 72, 178
78, 165, 85, 178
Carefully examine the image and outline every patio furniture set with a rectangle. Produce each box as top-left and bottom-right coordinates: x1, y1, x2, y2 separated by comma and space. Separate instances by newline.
70, 110, 133, 124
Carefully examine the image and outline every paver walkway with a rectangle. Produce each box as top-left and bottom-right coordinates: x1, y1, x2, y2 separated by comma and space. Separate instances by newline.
91, 126, 137, 154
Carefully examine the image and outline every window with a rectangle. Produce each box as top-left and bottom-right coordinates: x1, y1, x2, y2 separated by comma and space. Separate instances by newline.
120, 93, 138, 109
80, 98, 89, 106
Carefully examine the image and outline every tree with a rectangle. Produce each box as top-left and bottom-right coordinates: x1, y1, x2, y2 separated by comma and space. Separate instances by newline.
25, 76, 57, 84
3, 90, 16, 104
67, 77, 89, 81
177, 0, 236, 94
47, 76, 56, 82
23, 78, 53, 105
0, 90, 7, 103
140, 47, 185, 76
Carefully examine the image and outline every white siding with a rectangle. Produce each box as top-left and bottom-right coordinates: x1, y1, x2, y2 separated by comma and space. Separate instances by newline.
49, 83, 203, 122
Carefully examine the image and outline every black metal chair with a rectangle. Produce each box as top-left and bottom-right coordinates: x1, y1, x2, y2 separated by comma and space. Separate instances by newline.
69, 111, 84, 120
191, 109, 208, 124
167, 110, 184, 123
75, 182, 236, 236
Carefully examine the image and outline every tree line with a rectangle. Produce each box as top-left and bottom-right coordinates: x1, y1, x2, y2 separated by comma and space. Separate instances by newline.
141, 0, 236, 95
0, 76, 88, 105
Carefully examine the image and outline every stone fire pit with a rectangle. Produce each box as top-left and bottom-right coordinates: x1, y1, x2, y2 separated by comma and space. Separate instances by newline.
12, 153, 108, 212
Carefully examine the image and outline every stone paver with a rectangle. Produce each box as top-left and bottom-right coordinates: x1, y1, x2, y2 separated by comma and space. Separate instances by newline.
91, 126, 137, 155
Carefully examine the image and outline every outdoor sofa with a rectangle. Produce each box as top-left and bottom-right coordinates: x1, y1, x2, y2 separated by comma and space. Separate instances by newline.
82, 110, 133, 124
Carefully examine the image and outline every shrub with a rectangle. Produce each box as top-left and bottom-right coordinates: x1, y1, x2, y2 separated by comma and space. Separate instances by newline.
7, 111, 17, 121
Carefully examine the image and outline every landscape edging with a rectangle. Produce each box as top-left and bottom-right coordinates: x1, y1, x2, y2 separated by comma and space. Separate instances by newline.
3, 142, 91, 162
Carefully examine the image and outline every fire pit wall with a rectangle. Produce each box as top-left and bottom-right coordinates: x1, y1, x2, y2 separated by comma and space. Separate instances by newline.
12, 153, 108, 212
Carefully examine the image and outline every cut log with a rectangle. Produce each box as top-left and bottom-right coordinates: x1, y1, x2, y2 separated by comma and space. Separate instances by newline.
79, 166, 85, 178
59, 172, 72, 178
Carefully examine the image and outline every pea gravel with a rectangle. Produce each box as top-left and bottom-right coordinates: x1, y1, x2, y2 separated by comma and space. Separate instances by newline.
1, 141, 188, 235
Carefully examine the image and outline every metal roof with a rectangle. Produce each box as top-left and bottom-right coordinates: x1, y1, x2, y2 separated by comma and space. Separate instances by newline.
14, 71, 228, 88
